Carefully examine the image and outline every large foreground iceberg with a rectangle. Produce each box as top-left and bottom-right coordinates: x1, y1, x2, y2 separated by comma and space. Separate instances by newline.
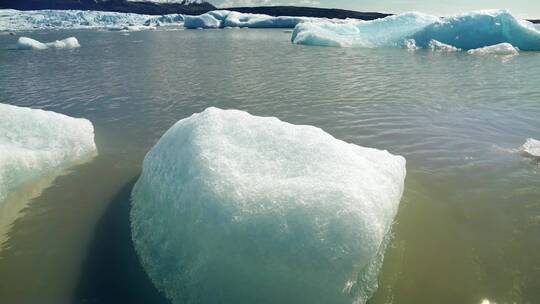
16, 36, 80, 50
131, 107, 406, 304
0, 103, 96, 247
0, 103, 96, 202
292, 10, 540, 51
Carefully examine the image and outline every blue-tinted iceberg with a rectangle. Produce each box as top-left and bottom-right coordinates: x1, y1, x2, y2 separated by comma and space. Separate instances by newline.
16, 36, 80, 50
293, 10, 540, 51
293, 12, 438, 47
131, 107, 406, 304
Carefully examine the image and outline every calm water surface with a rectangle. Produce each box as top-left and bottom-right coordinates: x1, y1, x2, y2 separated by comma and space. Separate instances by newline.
0, 28, 539, 304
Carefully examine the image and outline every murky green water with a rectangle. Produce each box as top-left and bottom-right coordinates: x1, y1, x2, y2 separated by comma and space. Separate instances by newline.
0, 28, 539, 304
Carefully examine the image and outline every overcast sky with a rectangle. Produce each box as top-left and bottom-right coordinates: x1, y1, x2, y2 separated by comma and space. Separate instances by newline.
210, 0, 538, 19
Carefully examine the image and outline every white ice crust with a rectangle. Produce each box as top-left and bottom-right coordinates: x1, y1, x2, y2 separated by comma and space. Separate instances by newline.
467, 43, 519, 55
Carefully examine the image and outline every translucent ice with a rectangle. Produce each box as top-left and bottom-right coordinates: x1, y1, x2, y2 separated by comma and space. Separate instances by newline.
131, 107, 406, 304
292, 10, 540, 51
0, 103, 97, 248
16, 36, 80, 50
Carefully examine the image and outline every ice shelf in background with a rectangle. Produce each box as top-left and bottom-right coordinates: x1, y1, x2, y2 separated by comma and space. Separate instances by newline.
292, 10, 540, 51
131, 107, 406, 304
0, 9, 335, 31
0, 9, 158, 31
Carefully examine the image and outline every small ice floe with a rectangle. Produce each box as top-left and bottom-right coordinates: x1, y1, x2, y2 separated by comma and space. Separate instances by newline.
521, 138, 540, 158
467, 43, 519, 56
428, 39, 460, 52
16, 36, 80, 50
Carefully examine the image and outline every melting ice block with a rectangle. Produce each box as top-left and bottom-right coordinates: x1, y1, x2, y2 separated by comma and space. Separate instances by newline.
467, 43, 519, 55
16, 36, 80, 50
131, 107, 406, 304
521, 138, 540, 157
292, 10, 540, 51
0, 103, 97, 202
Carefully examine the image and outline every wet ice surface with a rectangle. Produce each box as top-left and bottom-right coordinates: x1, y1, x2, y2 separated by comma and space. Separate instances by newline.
131, 107, 406, 304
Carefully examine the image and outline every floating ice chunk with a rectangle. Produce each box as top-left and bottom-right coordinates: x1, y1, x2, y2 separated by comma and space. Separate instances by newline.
0, 103, 97, 247
16, 37, 47, 50
428, 39, 460, 52
16, 36, 80, 50
131, 107, 406, 304
467, 43, 519, 55
521, 138, 540, 157
293, 10, 540, 51
292, 12, 439, 48
0, 103, 97, 202
183, 10, 322, 29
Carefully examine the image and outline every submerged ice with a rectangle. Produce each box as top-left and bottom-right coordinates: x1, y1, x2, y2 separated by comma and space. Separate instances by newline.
16, 36, 80, 50
292, 10, 540, 51
131, 107, 406, 304
0, 103, 97, 202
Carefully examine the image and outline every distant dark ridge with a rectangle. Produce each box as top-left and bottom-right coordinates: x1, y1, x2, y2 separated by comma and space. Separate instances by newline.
529, 19, 540, 24
224, 6, 392, 20
0, 0, 216, 15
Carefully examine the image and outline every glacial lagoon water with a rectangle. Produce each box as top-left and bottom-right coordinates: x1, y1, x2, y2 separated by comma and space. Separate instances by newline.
0, 28, 539, 304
